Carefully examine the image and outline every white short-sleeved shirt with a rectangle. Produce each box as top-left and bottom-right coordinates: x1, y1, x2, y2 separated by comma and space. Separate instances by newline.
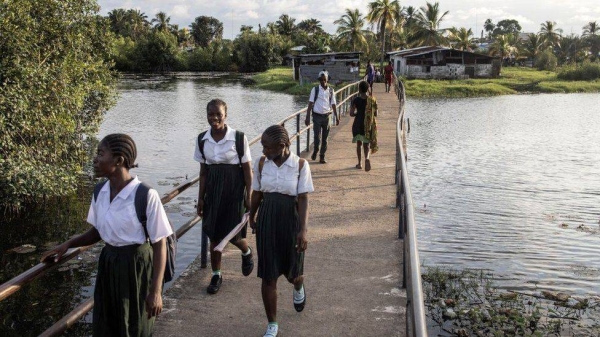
193, 126, 252, 164
309, 85, 337, 114
87, 177, 173, 246
251, 153, 314, 196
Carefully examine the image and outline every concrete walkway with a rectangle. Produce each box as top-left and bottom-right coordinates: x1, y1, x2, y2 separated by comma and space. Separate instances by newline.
154, 83, 406, 337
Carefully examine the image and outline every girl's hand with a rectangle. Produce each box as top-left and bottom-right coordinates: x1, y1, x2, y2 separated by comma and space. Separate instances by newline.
40, 243, 69, 263
244, 196, 251, 212
196, 199, 204, 217
296, 230, 307, 252
145, 291, 163, 318
249, 217, 256, 230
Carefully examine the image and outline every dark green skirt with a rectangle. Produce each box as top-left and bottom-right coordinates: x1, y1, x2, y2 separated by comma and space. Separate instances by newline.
256, 192, 304, 281
93, 243, 154, 337
202, 163, 246, 243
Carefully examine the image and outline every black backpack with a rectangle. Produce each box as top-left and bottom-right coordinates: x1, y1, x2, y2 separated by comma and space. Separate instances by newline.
93, 181, 177, 283
197, 129, 245, 164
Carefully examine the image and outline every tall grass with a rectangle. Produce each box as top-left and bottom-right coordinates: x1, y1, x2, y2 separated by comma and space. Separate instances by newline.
557, 62, 600, 81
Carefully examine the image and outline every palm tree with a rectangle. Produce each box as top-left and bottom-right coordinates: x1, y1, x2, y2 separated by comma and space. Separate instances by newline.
126, 9, 149, 39
389, 20, 410, 50
448, 27, 474, 51
411, 1, 450, 47
539, 21, 562, 49
297, 19, 324, 35
582, 21, 599, 61
520, 33, 543, 63
367, 0, 402, 69
276, 14, 296, 36
151, 11, 171, 33
334, 9, 369, 52
484, 19, 495, 40
107, 8, 129, 36
489, 34, 518, 61
557, 34, 585, 64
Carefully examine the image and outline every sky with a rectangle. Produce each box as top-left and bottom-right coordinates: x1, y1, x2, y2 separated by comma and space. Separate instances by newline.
97, 0, 600, 40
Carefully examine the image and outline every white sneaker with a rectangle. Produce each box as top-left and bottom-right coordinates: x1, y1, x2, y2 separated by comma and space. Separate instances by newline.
264, 323, 278, 337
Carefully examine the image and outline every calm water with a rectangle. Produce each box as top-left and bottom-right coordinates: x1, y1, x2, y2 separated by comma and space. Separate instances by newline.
406, 94, 600, 296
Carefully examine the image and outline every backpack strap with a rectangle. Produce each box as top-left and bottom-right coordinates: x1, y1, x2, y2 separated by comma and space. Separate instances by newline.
258, 155, 266, 178
197, 130, 208, 162
135, 182, 151, 242
93, 180, 108, 202
297, 158, 305, 193
312, 85, 319, 104
235, 130, 245, 165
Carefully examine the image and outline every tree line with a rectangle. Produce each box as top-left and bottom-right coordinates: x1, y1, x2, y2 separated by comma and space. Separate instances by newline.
107, 1, 600, 73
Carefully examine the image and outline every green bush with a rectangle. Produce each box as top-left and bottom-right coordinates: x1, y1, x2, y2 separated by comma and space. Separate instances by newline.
535, 50, 558, 71
557, 61, 600, 81
0, 0, 116, 211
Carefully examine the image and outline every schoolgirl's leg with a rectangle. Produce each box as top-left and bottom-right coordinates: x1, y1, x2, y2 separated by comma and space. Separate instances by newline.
364, 143, 371, 172
262, 278, 278, 322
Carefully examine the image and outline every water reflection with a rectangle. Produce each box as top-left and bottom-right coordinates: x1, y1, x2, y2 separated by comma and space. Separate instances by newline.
406, 93, 600, 296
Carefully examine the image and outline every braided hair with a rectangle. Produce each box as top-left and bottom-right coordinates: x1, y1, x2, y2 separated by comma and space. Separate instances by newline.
359, 80, 369, 94
263, 124, 290, 147
100, 133, 138, 169
207, 98, 227, 113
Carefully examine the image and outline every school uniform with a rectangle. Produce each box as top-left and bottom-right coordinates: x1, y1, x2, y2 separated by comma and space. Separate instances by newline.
87, 176, 172, 337
194, 126, 252, 244
251, 153, 314, 280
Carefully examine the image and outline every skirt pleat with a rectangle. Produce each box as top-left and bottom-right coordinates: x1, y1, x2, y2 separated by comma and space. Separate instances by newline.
256, 193, 304, 281
93, 243, 154, 337
203, 164, 246, 243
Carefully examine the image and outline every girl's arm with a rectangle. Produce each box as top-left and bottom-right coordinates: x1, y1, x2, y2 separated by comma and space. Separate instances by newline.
349, 100, 356, 117
242, 161, 253, 210
41, 227, 101, 263
249, 190, 263, 231
146, 237, 166, 318
296, 193, 309, 252
196, 163, 207, 217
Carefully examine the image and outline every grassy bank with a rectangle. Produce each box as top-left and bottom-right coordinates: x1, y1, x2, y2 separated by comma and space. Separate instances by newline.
251, 66, 600, 98
405, 67, 600, 98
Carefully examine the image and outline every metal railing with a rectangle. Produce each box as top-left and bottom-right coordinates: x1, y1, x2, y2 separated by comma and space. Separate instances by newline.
0, 79, 362, 337
393, 75, 428, 336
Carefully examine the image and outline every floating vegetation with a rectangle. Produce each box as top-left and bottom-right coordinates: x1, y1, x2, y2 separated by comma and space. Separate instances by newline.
8, 244, 37, 254
422, 266, 600, 336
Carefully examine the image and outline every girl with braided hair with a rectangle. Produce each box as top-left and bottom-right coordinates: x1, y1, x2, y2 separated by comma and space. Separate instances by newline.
249, 125, 314, 337
41, 133, 173, 336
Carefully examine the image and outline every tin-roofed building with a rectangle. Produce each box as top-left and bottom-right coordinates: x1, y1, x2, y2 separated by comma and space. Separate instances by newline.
388, 47, 501, 79
294, 52, 362, 84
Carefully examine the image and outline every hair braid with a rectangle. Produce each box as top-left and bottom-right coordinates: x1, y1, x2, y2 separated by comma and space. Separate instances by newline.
263, 124, 290, 147
100, 133, 138, 169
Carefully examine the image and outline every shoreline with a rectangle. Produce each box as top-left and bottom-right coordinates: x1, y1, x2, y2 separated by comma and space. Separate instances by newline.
250, 66, 600, 98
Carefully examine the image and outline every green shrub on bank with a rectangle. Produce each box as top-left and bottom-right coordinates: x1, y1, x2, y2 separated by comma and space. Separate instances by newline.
0, 0, 116, 211
557, 62, 600, 81
535, 50, 558, 71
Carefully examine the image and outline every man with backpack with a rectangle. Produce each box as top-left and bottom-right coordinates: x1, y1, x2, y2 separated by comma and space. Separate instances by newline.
304, 70, 339, 164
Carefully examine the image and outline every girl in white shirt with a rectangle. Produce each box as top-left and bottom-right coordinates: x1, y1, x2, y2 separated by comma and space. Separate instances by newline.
41, 133, 172, 336
194, 99, 254, 294
249, 125, 314, 337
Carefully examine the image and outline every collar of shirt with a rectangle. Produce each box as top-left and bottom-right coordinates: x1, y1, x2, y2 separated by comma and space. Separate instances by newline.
202, 125, 237, 144
98, 176, 140, 201
264, 153, 297, 168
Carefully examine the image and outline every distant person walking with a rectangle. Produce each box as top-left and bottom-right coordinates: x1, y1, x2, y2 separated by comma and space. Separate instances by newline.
250, 125, 314, 337
384, 61, 394, 93
42, 134, 173, 337
194, 99, 254, 294
305, 70, 339, 164
349, 81, 379, 171
365, 61, 375, 94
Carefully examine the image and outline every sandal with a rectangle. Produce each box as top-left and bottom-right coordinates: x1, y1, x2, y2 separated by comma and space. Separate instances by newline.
355, 164, 362, 169
365, 159, 371, 172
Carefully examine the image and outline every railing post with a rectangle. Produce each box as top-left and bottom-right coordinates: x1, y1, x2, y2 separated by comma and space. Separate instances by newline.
296, 114, 301, 156
200, 231, 208, 268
